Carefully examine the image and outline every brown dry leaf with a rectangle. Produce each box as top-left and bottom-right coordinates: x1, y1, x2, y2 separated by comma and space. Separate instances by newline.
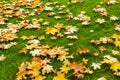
19, 48, 28, 54
69, 62, 85, 74
0, 44, 4, 49
66, 13, 73, 20
41, 58, 51, 65
93, 5, 106, 13
93, 5, 108, 17
101, 11, 108, 16
76, 48, 90, 54
57, 33, 64, 37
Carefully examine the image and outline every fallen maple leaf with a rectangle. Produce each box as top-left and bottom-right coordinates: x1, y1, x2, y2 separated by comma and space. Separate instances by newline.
66, 35, 78, 39
0, 55, 6, 61
110, 62, 120, 72
0, 44, 4, 49
91, 63, 101, 70
36, 5, 45, 14
110, 15, 119, 21
60, 64, 70, 74
114, 39, 120, 47
112, 34, 120, 40
99, 46, 106, 53
76, 48, 90, 54
74, 73, 84, 79
90, 40, 101, 45
82, 58, 88, 64
101, 11, 108, 16
97, 77, 107, 80
53, 72, 67, 80
96, 18, 105, 24
19, 48, 28, 54
42, 64, 53, 75
16, 62, 27, 80
33, 75, 46, 80
69, 62, 85, 74
20, 35, 29, 40
45, 27, 59, 35
112, 50, 120, 55
114, 24, 120, 31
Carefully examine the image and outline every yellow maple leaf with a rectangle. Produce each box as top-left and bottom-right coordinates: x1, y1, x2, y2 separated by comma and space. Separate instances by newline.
54, 23, 63, 31
114, 39, 120, 47
16, 62, 27, 80
19, 48, 28, 54
82, 58, 88, 64
32, 0, 41, 8
53, 72, 67, 80
32, 75, 46, 80
45, 27, 59, 35
27, 58, 41, 78
20, 35, 29, 40
71, 0, 78, 3
60, 64, 70, 74
112, 34, 120, 40
33, 0, 40, 5
110, 62, 120, 72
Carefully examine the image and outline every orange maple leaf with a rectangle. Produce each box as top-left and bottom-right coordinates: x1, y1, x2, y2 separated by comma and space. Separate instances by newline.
76, 48, 90, 54
69, 62, 85, 74
19, 48, 28, 54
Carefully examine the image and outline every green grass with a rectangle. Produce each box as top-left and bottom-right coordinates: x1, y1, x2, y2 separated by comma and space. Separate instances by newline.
0, 0, 120, 80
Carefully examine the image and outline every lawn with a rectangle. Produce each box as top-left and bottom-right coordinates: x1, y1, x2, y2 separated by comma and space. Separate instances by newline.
0, 0, 120, 80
